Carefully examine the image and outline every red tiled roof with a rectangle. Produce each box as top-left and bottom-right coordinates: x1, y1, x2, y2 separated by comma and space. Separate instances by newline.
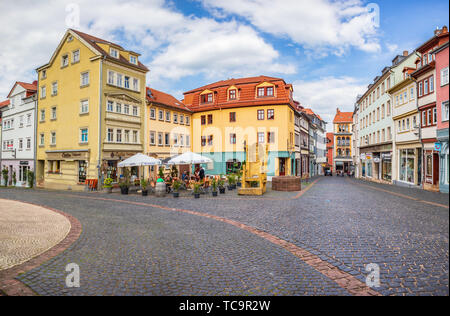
0, 100, 10, 108
146, 88, 191, 112
184, 76, 284, 95
7, 81, 37, 98
70, 29, 149, 72
183, 76, 295, 112
302, 108, 324, 121
333, 111, 353, 123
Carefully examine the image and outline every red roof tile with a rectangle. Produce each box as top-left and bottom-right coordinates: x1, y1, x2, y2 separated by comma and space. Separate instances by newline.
6, 81, 37, 98
146, 87, 191, 112
183, 76, 295, 112
0, 100, 10, 108
333, 110, 353, 123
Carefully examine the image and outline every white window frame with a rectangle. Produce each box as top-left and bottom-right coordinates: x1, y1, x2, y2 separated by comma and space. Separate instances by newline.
108, 71, 115, 85
51, 132, 56, 145
72, 49, 80, 63
441, 67, 449, 86
80, 128, 89, 144
442, 101, 449, 122
51, 107, 57, 120
81, 72, 90, 87
61, 54, 69, 67
110, 48, 119, 59
80, 100, 89, 114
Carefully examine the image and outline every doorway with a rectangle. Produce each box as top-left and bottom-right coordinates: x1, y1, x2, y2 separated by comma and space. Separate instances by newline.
279, 158, 286, 176
433, 153, 439, 186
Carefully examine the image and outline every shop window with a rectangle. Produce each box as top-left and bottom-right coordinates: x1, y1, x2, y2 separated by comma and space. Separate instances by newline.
78, 161, 87, 183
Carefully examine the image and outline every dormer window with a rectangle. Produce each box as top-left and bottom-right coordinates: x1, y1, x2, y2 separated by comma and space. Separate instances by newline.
229, 89, 237, 100
201, 93, 213, 104
110, 48, 119, 59
257, 87, 265, 97
130, 55, 137, 64
257, 86, 275, 97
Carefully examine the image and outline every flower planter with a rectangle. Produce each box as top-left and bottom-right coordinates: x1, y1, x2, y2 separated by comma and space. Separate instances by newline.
228, 185, 233, 191
120, 187, 129, 195
219, 188, 226, 194
194, 193, 200, 199
173, 192, 180, 198
105, 187, 113, 194
142, 190, 148, 197
212, 191, 218, 197
237, 182, 242, 187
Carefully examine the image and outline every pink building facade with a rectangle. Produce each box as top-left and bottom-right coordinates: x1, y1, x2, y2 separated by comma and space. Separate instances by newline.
434, 41, 449, 193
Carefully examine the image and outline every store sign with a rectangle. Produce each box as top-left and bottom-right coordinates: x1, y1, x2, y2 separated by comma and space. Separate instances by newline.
19, 161, 29, 166
382, 153, 392, 160
373, 158, 380, 163
434, 142, 441, 152
365, 153, 373, 160
360, 154, 366, 160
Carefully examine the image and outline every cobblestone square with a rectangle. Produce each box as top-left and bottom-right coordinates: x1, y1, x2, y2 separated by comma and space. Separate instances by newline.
0, 177, 448, 296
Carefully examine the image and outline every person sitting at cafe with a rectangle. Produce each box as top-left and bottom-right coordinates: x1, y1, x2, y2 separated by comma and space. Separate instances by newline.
194, 166, 200, 181
199, 166, 205, 181
165, 175, 173, 193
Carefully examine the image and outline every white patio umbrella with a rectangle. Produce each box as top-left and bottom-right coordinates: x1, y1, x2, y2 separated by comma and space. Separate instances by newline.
118, 153, 162, 167
167, 152, 213, 165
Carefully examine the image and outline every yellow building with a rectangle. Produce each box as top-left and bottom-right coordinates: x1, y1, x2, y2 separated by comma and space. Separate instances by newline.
333, 108, 353, 174
183, 76, 296, 177
36, 29, 148, 190
145, 88, 192, 176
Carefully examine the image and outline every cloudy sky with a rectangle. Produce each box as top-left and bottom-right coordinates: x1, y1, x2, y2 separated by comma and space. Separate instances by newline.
0, 0, 448, 129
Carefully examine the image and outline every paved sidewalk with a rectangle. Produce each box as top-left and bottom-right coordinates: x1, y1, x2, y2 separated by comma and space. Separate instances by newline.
0, 199, 71, 270
348, 178, 449, 207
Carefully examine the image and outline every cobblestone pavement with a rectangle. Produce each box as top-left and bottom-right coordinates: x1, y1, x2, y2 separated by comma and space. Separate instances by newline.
0, 176, 448, 296
0, 199, 71, 270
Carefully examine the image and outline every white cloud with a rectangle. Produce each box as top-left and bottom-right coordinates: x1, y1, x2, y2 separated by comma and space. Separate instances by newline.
200, 0, 381, 55
150, 19, 296, 82
293, 77, 366, 131
0, 0, 295, 98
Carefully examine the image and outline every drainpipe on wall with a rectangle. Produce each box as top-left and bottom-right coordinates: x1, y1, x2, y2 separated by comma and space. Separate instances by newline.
34, 72, 39, 187
97, 56, 105, 190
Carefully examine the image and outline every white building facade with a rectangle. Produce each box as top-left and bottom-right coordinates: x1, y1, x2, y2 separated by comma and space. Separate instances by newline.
1, 82, 37, 187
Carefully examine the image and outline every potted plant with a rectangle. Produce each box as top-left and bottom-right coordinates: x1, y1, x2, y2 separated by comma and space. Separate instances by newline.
12, 171, 17, 187
193, 182, 201, 199
27, 170, 35, 189
211, 178, 218, 197
120, 169, 130, 195
158, 166, 165, 179
171, 165, 178, 178
227, 174, 235, 190
141, 178, 149, 196
172, 180, 181, 198
236, 169, 243, 187
2, 168, 9, 187
218, 177, 226, 194
103, 177, 113, 194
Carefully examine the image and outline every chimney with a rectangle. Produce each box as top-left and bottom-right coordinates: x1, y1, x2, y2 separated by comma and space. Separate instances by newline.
403, 51, 408, 56
336, 108, 340, 114
443, 26, 448, 34
32, 80, 37, 86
